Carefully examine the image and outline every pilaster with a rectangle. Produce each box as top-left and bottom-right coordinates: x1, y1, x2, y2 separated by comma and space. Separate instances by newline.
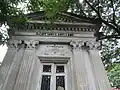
89, 50, 111, 90
13, 40, 39, 90
70, 40, 89, 90
70, 40, 102, 90
0, 40, 23, 90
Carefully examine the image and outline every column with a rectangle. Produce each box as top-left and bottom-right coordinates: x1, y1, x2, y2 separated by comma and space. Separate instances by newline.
28, 55, 41, 90
0, 40, 24, 90
70, 41, 89, 90
13, 40, 39, 90
82, 48, 97, 90
88, 41, 111, 90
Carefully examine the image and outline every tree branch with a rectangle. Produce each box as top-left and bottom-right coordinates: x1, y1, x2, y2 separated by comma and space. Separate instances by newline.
97, 0, 100, 12
100, 35, 120, 40
84, 0, 120, 35
110, 0, 117, 26
74, 0, 86, 16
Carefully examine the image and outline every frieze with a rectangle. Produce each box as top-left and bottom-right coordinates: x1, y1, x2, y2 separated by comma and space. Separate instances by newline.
36, 32, 73, 37
70, 40, 101, 50
37, 44, 70, 57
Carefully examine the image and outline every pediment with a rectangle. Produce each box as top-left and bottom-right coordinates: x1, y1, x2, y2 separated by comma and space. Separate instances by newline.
25, 11, 100, 24
13, 11, 101, 36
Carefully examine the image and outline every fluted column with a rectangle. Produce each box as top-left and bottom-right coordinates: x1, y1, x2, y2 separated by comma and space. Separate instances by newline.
82, 48, 97, 90
13, 40, 39, 90
70, 40, 111, 90
0, 40, 24, 90
70, 41, 89, 90
87, 41, 111, 90
28, 54, 41, 90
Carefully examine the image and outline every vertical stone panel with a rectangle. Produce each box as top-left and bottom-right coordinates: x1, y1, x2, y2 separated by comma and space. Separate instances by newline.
83, 50, 96, 90
28, 55, 41, 90
2, 47, 25, 90
89, 50, 111, 90
13, 48, 36, 90
0, 48, 17, 90
72, 49, 89, 90
67, 56, 73, 90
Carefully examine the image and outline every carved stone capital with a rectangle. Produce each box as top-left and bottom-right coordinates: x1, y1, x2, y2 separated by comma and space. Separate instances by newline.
85, 41, 101, 50
24, 40, 39, 48
70, 40, 84, 49
70, 40, 101, 50
7, 40, 23, 48
7, 40, 40, 49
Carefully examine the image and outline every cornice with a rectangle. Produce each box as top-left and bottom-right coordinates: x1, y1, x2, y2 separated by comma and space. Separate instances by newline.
13, 22, 96, 33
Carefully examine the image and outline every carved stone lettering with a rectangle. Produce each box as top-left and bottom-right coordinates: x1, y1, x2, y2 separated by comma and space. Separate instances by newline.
37, 44, 70, 57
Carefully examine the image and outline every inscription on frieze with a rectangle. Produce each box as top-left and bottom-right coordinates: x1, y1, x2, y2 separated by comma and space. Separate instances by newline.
37, 44, 70, 57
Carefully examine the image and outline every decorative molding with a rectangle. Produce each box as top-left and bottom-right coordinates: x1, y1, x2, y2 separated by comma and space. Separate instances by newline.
7, 39, 101, 50
70, 40, 101, 50
24, 40, 39, 48
39, 56, 70, 63
7, 40, 23, 48
24, 23, 95, 32
14, 22, 96, 33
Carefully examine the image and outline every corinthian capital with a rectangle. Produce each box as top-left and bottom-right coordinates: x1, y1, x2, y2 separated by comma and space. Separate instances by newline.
7, 40, 23, 48
24, 40, 39, 48
70, 40, 84, 49
70, 40, 101, 50
7, 40, 40, 49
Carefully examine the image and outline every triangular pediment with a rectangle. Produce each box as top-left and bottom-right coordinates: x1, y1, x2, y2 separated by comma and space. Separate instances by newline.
25, 11, 100, 24
13, 11, 101, 36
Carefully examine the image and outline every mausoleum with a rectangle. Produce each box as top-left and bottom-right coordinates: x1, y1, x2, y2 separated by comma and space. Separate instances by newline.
0, 11, 111, 90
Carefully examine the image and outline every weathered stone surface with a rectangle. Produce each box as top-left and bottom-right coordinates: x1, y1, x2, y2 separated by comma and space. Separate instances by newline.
2, 48, 25, 90
0, 48, 17, 90
13, 48, 36, 90
89, 50, 111, 90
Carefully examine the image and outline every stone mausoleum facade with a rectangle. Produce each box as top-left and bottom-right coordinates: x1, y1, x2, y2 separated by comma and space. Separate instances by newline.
0, 11, 111, 90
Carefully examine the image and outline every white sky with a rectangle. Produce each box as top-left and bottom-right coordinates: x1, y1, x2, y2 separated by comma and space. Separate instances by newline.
0, 44, 8, 62
79, 0, 84, 3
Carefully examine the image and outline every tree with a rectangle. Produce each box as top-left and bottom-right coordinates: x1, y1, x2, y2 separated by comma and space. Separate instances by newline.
81, 0, 120, 69
0, 0, 27, 44
108, 63, 120, 88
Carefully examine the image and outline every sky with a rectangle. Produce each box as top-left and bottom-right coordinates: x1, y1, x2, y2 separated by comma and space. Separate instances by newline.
0, 44, 8, 62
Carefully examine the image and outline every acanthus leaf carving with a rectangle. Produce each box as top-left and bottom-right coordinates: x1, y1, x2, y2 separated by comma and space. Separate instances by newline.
7, 40, 40, 49
70, 40, 101, 50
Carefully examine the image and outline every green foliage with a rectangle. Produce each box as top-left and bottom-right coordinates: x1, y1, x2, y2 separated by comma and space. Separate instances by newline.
0, 0, 25, 24
108, 63, 120, 88
28, 0, 70, 19
101, 39, 120, 70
